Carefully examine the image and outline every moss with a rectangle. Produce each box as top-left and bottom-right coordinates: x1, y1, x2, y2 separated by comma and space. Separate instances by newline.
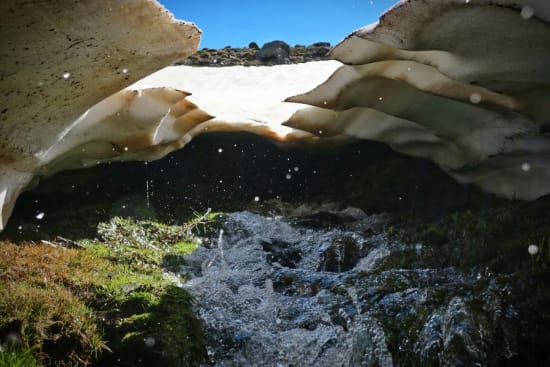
0, 344, 39, 367
0, 212, 211, 366
419, 224, 448, 247
381, 308, 429, 367
0, 242, 108, 366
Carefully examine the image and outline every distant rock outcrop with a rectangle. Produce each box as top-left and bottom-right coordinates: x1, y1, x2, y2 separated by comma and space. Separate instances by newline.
178, 42, 332, 67
255, 40, 291, 64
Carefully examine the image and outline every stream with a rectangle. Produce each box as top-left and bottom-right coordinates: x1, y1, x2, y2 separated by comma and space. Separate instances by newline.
181, 207, 518, 366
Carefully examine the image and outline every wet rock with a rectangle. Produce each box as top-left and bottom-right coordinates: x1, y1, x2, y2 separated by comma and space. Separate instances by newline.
262, 239, 302, 268
317, 236, 361, 272
180, 207, 528, 366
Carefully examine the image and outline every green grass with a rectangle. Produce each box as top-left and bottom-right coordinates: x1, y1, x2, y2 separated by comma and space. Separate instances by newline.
0, 344, 39, 367
0, 214, 210, 366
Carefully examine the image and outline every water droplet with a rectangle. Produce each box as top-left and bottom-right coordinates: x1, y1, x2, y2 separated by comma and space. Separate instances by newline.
528, 244, 538, 255
144, 337, 156, 347
521, 162, 531, 171
318, 130, 323, 135
293, 166, 299, 172
378, 96, 383, 101
285, 173, 292, 180
122, 68, 128, 73
470, 93, 482, 104
521, 6, 534, 19
124, 147, 129, 151
17, 225, 22, 231
323, 100, 327, 105
62, 72, 71, 79
218, 148, 223, 153
254, 196, 260, 202
35, 212, 45, 220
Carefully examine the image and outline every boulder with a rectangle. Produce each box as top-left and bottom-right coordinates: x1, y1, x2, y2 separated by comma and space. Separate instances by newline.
255, 40, 291, 64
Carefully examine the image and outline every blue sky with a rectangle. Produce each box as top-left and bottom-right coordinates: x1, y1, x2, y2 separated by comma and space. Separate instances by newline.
158, 0, 397, 49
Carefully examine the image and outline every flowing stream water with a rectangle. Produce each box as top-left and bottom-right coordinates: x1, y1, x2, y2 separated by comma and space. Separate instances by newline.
180, 207, 519, 366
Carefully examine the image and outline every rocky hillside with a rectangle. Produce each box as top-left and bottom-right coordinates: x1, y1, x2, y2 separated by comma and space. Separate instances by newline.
176, 41, 332, 67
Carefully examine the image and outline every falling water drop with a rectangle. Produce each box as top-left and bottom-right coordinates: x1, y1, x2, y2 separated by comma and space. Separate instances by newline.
521, 6, 534, 19
528, 244, 539, 255
470, 93, 482, 104
144, 337, 156, 347
145, 161, 151, 209
62, 72, 71, 79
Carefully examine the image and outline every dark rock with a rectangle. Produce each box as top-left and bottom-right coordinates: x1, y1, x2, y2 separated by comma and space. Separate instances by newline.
306, 45, 331, 58
312, 42, 331, 47
262, 239, 302, 268
317, 235, 361, 272
248, 42, 259, 49
255, 40, 290, 64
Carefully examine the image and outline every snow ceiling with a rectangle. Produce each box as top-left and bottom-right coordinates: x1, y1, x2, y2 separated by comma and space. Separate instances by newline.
0, 0, 549, 230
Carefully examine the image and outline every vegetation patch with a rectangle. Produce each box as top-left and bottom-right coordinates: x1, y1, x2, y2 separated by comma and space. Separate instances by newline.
0, 214, 211, 366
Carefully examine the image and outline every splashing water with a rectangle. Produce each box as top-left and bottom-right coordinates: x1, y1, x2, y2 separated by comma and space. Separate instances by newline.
182, 210, 520, 366
144, 161, 151, 208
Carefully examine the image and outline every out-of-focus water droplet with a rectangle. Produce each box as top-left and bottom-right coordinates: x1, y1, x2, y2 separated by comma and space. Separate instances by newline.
218, 148, 223, 153
144, 336, 156, 347
318, 130, 323, 135
528, 244, 538, 255
293, 166, 299, 172
285, 173, 292, 180
470, 93, 482, 104
323, 100, 327, 105
521, 162, 531, 171
35, 212, 45, 220
521, 6, 534, 19
254, 196, 260, 202
124, 146, 129, 151
62, 72, 71, 79
378, 96, 383, 101
122, 68, 128, 73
